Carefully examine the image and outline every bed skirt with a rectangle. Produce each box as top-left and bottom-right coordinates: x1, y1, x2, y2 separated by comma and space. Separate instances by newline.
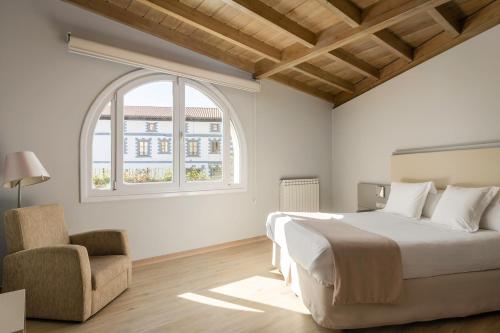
272, 242, 500, 329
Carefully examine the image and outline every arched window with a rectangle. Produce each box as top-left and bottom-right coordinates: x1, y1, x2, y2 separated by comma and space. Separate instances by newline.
80, 70, 247, 202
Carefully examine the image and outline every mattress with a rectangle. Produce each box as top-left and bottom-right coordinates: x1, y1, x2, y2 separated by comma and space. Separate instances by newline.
266, 211, 500, 286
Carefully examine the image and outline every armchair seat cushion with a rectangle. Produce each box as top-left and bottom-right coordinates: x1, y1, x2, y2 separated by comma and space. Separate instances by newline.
89, 255, 130, 290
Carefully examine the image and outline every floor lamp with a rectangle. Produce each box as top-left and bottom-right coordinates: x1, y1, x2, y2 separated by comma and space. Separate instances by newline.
2, 151, 50, 208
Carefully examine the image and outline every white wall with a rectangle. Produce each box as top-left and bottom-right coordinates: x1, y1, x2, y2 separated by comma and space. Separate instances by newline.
0, 0, 333, 276
332, 25, 500, 212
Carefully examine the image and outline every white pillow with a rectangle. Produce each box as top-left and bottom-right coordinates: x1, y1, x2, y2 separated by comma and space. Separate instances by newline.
422, 190, 443, 218
480, 193, 500, 231
430, 185, 499, 232
383, 182, 436, 218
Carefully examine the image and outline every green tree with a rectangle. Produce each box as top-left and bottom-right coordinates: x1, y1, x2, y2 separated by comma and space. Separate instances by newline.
186, 167, 209, 181
93, 169, 110, 188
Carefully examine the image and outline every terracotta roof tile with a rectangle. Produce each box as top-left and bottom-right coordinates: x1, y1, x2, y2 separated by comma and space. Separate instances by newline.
102, 106, 221, 120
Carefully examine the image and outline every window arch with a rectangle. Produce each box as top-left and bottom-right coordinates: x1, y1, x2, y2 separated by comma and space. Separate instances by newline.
80, 70, 247, 202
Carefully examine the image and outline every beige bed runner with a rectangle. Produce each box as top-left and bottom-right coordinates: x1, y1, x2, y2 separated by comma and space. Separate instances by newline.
296, 219, 402, 305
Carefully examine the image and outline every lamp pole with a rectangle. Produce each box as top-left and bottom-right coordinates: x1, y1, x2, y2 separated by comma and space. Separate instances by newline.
17, 180, 21, 208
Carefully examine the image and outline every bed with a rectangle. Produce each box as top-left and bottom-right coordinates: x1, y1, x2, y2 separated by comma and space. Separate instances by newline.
267, 145, 500, 329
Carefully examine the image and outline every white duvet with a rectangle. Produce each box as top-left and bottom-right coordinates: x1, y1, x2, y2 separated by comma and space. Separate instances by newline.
267, 211, 500, 286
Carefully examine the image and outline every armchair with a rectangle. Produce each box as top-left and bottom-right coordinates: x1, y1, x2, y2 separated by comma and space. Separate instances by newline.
2, 204, 131, 322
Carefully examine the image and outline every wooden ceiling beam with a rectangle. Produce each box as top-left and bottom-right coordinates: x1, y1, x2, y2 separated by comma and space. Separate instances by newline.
427, 5, 462, 37
256, 0, 449, 79
318, 0, 414, 69
135, 0, 282, 62
64, 0, 338, 103
63, 0, 255, 71
65, 0, 498, 105
137, 0, 355, 92
333, 0, 500, 106
285, 40, 380, 81
225, 0, 379, 80
223, 0, 317, 47
255, 55, 355, 92
372, 29, 414, 61
295, 63, 355, 92
317, 0, 362, 27
271, 74, 336, 103
327, 50, 380, 79
220, 0, 372, 89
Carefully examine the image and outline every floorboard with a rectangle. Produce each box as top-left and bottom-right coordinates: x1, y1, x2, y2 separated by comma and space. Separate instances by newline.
27, 240, 500, 332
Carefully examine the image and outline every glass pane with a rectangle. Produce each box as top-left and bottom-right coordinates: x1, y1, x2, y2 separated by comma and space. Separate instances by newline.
123, 81, 174, 184
92, 102, 112, 190
184, 84, 223, 182
229, 120, 240, 184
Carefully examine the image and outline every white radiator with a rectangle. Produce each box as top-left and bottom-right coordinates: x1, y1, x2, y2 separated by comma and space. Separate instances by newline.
279, 178, 319, 212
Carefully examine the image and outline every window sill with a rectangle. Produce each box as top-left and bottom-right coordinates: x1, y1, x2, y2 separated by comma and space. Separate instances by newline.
81, 186, 247, 203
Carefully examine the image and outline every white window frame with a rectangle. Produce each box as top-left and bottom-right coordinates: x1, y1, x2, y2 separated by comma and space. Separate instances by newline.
80, 70, 248, 202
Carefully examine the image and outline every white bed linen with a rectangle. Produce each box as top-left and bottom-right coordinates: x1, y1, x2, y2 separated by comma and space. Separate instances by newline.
266, 211, 500, 286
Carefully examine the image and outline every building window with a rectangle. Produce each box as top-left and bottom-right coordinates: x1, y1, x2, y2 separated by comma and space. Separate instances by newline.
158, 138, 171, 154
82, 70, 246, 202
186, 139, 200, 157
146, 122, 157, 132
136, 138, 151, 157
210, 123, 221, 133
209, 139, 221, 154
209, 163, 222, 178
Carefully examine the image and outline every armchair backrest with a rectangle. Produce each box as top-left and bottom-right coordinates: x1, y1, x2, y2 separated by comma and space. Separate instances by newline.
4, 204, 69, 254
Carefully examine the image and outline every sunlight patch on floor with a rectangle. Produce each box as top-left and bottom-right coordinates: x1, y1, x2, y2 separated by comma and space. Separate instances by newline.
178, 292, 263, 313
210, 275, 310, 314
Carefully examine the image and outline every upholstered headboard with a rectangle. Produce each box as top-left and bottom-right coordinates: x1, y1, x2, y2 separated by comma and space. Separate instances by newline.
391, 144, 500, 189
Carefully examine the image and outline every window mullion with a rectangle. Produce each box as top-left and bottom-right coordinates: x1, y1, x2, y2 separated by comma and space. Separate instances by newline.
222, 114, 230, 186
110, 94, 117, 191
175, 77, 184, 189
115, 90, 124, 191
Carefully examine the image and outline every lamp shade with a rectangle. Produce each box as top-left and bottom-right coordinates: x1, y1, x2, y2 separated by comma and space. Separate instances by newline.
2, 151, 50, 188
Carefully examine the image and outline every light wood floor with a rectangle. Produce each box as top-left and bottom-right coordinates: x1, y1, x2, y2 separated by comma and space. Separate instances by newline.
28, 240, 500, 333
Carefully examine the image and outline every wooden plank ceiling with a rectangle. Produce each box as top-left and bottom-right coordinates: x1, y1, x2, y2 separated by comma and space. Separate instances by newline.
65, 0, 500, 106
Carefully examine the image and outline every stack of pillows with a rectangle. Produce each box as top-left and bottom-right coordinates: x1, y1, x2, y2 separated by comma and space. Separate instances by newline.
383, 182, 500, 232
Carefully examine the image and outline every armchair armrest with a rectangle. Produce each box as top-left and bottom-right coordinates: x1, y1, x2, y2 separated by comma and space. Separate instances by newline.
70, 229, 130, 256
2, 245, 92, 321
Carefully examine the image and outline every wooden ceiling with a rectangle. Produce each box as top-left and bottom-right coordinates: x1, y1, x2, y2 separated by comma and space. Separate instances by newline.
65, 0, 500, 106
